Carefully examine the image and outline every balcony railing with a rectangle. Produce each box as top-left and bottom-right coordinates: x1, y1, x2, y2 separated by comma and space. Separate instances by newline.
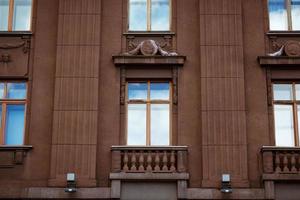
262, 146, 300, 180
111, 146, 188, 173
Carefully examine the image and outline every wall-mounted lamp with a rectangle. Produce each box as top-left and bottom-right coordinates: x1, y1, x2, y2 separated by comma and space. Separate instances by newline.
64, 173, 77, 193
220, 174, 232, 193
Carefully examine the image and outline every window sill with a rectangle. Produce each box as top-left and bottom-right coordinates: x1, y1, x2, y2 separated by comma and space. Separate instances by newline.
113, 55, 186, 66
267, 31, 300, 37
124, 31, 175, 36
0, 145, 33, 167
0, 31, 33, 37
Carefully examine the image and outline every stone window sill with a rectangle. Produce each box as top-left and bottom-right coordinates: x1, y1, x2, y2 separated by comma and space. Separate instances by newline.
124, 31, 175, 36
0, 145, 33, 167
0, 31, 33, 37
267, 31, 300, 37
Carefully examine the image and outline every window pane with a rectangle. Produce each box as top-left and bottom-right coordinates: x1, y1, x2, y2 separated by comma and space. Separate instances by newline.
269, 0, 288, 30
0, 0, 9, 31
296, 84, 300, 100
274, 105, 295, 146
129, 0, 147, 31
292, 0, 300, 30
7, 83, 26, 99
128, 83, 147, 100
0, 83, 4, 98
150, 83, 169, 100
151, 104, 169, 145
151, 0, 170, 31
273, 84, 293, 100
298, 106, 300, 143
127, 104, 147, 145
5, 105, 25, 145
12, 0, 32, 31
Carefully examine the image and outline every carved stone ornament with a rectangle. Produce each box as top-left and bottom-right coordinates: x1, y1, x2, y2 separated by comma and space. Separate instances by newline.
0, 39, 30, 54
123, 39, 178, 56
0, 53, 11, 63
268, 39, 300, 57
284, 40, 300, 57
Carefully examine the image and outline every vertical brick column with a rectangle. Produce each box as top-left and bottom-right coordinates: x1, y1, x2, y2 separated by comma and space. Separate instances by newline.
199, 0, 249, 187
48, 0, 101, 187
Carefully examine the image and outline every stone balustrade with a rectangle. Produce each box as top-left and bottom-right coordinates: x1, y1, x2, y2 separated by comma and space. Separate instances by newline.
262, 146, 300, 175
111, 146, 188, 173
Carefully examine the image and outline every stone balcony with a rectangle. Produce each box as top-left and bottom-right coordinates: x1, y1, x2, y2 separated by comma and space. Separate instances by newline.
110, 146, 189, 180
262, 146, 300, 181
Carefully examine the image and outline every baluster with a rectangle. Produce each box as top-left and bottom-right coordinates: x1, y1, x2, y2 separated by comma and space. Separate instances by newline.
275, 152, 281, 173
130, 151, 137, 171
154, 151, 161, 172
283, 153, 289, 172
170, 151, 176, 172
291, 152, 297, 173
146, 151, 153, 172
123, 151, 129, 172
162, 151, 168, 171
138, 151, 145, 172
297, 153, 300, 173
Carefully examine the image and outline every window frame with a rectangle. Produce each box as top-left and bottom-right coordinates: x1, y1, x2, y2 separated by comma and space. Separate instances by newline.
127, 0, 172, 32
273, 82, 300, 146
0, 81, 27, 145
125, 80, 172, 146
268, 0, 300, 31
0, 0, 34, 32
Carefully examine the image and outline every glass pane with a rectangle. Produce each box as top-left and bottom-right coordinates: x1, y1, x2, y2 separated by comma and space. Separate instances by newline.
274, 105, 295, 146
298, 106, 300, 143
0, 0, 9, 31
12, 0, 32, 31
128, 83, 147, 100
296, 84, 300, 100
268, 0, 288, 30
150, 83, 170, 100
151, 0, 170, 31
0, 83, 4, 98
5, 105, 25, 145
292, 0, 300, 30
7, 83, 26, 99
273, 84, 293, 100
127, 104, 147, 145
129, 0, 147, 31
151, 104, 169, 145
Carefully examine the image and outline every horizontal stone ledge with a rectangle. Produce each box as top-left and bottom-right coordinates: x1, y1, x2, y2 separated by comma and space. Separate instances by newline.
111, 145, 188, 151
109, 172, 189, 180
0, 187, 111, 199
113, 55, 186, 66
258, 56, 300, 65
187, 188, 265, 199
262, 173, 300, 181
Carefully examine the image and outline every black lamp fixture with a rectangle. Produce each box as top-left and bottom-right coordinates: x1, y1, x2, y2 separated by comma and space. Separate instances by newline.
64, 173, 77, 193
220, 174, 232, 193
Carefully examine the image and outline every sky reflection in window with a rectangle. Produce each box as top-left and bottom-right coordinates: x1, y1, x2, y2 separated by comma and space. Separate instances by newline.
151, 0, 170, 31
269, 0, 288, 30
292, 0, 300, 30
150, 83, 169, 100
7, 83, 27, 99
0, 0, 9, 31
5, 105, 25, 145
13, 0, 32, 31
273, 84, 293, 100
151, 104, 169, 145
128, 83, 147, 100
127, 104, 147, 145
129, 0, 147, 31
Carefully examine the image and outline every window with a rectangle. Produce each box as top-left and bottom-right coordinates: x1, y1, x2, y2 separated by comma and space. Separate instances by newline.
273, 83, 300, 146
126, 81, 171, 145
0, 82, 27, 145
0, 0, 32, 31
129, 0, 170, 31
268, 0, 300, 31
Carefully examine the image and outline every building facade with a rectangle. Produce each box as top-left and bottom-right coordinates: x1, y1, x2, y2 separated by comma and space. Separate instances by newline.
0, 0, 300, 199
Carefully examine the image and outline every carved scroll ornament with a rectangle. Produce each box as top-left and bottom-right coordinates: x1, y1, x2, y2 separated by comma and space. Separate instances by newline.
268, 40, 300, 57
124, 39, 178, 56
0, 40, 30, 54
